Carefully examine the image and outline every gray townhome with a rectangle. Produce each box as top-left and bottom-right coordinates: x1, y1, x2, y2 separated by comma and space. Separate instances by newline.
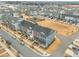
1, 14, 23, 30
19, 20, 56, 48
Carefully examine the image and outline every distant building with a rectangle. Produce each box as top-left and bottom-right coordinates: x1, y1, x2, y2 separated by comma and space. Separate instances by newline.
59, 13, 79, 25
1, 14, 23, 30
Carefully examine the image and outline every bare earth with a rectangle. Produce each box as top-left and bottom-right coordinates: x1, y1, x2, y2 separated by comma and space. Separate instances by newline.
37, 19, 78, 36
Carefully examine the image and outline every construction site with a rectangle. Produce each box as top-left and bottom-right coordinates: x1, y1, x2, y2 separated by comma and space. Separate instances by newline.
0, 1, 79, 57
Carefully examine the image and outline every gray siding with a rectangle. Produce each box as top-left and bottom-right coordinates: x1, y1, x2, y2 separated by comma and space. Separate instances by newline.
45, 31, 56, 48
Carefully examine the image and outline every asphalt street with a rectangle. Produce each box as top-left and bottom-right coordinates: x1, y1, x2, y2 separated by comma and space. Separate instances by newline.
51, 32, 79, 57
0, 29, 39, 57
0, 27, 79, 57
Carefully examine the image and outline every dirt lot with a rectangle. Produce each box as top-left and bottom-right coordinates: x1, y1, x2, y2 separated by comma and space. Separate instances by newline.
37, 19, 78, 36
0, 48, 5, 54
46, 37, 62, 54
21, 14, 78, 36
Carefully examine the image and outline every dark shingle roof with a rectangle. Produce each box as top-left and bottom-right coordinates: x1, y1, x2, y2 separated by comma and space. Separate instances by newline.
21, 20, 35, 29
1, 14, 20, 24
34, 24, 52, 36
21, 20, 54, 37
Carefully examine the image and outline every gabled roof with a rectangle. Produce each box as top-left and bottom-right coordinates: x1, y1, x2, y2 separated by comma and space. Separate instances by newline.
1, 14, 21, 24
20, 20, 55, 37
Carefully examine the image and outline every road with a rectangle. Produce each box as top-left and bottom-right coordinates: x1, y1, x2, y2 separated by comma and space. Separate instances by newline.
0, 27, 79, 57
0, 29, 39, 57
51, 31, 79, 57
